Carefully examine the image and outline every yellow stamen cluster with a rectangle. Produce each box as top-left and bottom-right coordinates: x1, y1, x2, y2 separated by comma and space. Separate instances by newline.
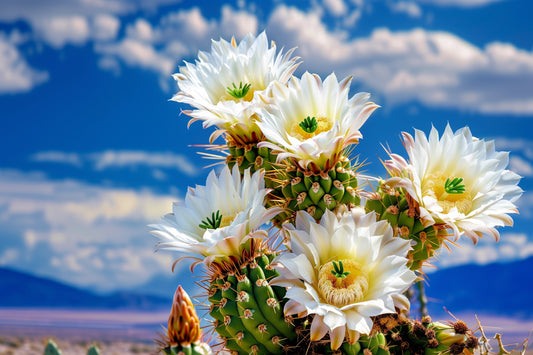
422, 173, 472, 214
318, 259, 369, 307
291, 116, 333, 140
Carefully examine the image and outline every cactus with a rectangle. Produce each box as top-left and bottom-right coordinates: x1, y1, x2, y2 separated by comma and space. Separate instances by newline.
266, 155, 361, 225
208, 251, 297, 354
86, 345, 101, 355
44, 340, 62, 355
365, 181, 449, 271
227, 142, 275, 177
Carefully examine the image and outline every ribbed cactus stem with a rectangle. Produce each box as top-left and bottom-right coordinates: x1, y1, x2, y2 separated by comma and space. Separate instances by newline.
365, 183, 448, 272
208, 252, 297, 354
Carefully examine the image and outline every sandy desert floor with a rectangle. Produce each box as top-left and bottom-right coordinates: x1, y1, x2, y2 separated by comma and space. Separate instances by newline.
0, 336, 158, 355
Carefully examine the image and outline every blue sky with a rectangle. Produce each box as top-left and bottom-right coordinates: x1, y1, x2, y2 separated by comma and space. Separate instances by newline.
0, 0, 532, 296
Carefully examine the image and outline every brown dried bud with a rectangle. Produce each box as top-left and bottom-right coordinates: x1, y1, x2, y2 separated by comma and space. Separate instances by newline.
465, 335, 479, 349
427, 338, 439, 348
412, 320, 426, 338
450, 342, 465, 355
453, 320, 468, 334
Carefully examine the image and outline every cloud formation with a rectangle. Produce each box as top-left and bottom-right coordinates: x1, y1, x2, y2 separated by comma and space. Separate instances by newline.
0, 169, 179, 291
267, 5, 533, 115
30, 150, 198, 176
96, 6, 259, 78
417, 0, 506, 7
431, 232, 533, 270
0, 33, 48, 94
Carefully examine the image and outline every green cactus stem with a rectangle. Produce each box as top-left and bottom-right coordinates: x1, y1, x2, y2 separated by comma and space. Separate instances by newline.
208, 251, 297, 354
44, 340, 62, 355
86, 345, 101, 355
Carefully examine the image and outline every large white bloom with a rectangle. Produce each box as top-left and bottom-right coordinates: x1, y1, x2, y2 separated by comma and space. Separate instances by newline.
272, 209, 416, 350
150, 165, 282, 267
257, 72, 378, 172
385, 125, 522, 243
172, 32, 300, 145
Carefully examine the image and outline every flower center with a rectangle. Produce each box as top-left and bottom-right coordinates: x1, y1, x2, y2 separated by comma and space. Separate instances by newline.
422, 173, 472, 214
318, 259, 369, 307
291, 115, 333, 140
199, 211, 235, 229
224, 82, 254, 102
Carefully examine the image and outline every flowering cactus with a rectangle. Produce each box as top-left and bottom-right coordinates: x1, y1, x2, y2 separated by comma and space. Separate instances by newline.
148, 31, 522, 354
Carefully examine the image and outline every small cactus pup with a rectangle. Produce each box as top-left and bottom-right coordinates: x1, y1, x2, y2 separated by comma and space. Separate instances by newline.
44, 339, 62, 355
170, 31, 300, 175
255, 71, 379, 225
86, 344, 101, 355
157, 286, 212, 355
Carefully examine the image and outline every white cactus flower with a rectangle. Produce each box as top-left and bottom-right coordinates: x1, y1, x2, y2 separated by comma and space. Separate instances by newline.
257, 72, 378, 173
172, 31, 300, 145
272, 209, 416, 350
150, 165, 282, 267
385, 125, 522, 243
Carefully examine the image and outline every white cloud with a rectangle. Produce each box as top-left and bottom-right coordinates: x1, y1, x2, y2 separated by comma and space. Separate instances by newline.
417, 0, 506, 7
96, 38, 175, 75
31, 151, 83, 167
0, 33, 49, 94
33, 16, 91, 48
323, 0, 348, 16
0, 0, 179, 49
0, 168, 179, 291
266, 6, 533, 115
30, 150, 199, 176
91, 14, 120, 41
91, 150, 198, 176
125, 18, 154, 42
510, 156, 533, 177
390, 1, 422, 18
95, 6, 258, 79
429, 232, 533, 271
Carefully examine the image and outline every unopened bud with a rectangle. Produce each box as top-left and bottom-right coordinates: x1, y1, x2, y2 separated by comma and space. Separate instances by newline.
168, 285, 202, 346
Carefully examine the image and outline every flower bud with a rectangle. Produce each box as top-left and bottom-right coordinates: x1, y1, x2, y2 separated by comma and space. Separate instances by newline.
168, 285, 202, 346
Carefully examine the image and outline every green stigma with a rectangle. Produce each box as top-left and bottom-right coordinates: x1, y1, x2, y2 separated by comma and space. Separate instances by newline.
444, 177, 466, 194
299, 116, 318, 134
226, 82, 251, 99
199, 210, 223, 229
330, 260, 351, 279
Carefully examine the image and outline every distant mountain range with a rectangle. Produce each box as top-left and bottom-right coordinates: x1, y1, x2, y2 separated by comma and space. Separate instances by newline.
1, 257, 532, 316
0, 267, 171, 309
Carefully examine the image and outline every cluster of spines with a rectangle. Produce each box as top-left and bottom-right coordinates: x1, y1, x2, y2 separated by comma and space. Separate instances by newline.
208, 252, 296, 354
271, 157, 361, 224
378, 314, 478, 355
227, 143, 274, 176
365, 186, 446, 271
